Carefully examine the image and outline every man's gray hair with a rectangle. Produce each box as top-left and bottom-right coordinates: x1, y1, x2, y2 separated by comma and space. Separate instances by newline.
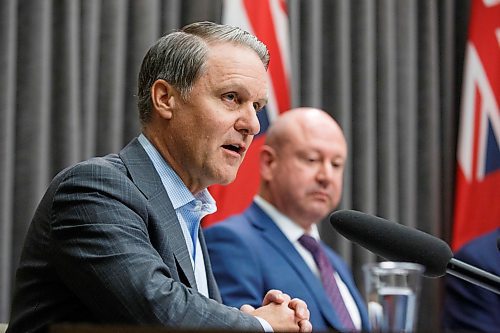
137, 21, 270, 125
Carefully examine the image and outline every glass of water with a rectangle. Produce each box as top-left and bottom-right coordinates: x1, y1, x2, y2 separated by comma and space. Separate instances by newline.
362, 261, 424, 333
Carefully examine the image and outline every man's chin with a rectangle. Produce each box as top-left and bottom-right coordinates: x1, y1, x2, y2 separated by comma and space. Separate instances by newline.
307, 203, 333, 219
213, 170, 238, 186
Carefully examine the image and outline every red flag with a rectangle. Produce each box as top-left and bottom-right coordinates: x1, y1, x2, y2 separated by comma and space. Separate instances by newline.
203, 0, 291, 226
452, 0, 500, 251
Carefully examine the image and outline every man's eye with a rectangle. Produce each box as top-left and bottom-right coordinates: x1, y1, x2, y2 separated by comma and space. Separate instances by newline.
300, 156, 318, 163
253, 102, 262, 112
332, 161, 344, 168
223, 93, 237, 102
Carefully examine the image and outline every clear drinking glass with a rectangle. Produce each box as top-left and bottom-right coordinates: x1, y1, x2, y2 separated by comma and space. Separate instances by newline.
362, 261, 424, 333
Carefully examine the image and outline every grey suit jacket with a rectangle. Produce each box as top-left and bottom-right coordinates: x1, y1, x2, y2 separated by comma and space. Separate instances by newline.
7, 138, 262, 333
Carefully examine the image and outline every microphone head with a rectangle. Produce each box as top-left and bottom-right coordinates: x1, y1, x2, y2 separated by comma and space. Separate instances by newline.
330, 210, 453, 277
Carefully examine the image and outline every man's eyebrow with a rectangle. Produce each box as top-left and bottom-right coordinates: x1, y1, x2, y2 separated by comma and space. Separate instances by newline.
257, 96, 269, 105
219, 82, 268, 105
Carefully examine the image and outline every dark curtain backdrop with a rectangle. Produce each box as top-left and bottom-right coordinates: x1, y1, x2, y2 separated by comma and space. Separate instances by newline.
0, 0, 471, 331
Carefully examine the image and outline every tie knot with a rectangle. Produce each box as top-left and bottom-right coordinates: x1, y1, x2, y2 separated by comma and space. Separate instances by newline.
298, 234, 321, 254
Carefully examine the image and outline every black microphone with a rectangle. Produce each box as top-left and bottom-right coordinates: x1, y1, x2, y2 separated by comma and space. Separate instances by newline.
330, 209, 500, 294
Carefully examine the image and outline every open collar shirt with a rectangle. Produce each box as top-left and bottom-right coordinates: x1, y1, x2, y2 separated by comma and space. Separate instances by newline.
138, 134, 215, 297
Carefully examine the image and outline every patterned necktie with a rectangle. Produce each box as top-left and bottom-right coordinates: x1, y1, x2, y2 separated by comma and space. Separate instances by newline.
299, 234, 356, 331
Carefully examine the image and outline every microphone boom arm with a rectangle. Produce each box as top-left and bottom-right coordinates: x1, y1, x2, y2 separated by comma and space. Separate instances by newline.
446, 258, 500, 294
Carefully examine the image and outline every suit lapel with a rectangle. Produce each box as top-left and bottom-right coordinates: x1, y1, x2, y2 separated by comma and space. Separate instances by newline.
199, 229, 222, 302
324, 247, 370, 331
119, 138, 197, 290
246, 203, 344, 329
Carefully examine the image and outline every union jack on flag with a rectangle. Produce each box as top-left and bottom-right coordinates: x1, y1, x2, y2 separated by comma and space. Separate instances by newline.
452, 0, 500, 251
204, 0, 291, 226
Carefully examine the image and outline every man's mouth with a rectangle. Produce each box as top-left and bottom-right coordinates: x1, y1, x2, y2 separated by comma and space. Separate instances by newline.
222, 144, 245, 155
310, 191, 330, 201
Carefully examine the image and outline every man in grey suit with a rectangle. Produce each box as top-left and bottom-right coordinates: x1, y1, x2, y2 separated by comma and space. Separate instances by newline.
7, 21, 311, 333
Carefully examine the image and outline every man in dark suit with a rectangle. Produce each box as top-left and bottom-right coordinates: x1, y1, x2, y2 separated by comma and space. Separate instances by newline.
442, 228, 500, 333
7, 22, 311, 333
205, 108, 370, 332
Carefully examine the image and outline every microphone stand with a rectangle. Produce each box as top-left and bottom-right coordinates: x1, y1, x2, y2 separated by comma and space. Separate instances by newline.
446, 258, 500, 294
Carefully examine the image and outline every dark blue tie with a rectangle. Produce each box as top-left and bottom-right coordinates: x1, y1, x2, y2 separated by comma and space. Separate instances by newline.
299, 234, 356, 331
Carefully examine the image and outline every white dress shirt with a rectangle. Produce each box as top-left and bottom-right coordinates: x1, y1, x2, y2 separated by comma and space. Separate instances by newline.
254, 195, 362, 330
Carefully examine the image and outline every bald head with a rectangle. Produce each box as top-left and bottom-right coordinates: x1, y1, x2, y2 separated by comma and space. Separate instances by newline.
259, 107, 348, 230
265, 108, 346, 152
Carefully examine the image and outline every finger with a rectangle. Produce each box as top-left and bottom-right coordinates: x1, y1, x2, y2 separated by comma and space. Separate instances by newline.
240, 304, 256, 313
298, 319, 313, 333
289, 298, 310, 320
279, 292, 291, 303
262, 289, 284, 305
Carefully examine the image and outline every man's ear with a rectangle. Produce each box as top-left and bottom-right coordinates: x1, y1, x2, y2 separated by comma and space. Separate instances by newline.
260, 145, 277, 181
151, 79, 176, 120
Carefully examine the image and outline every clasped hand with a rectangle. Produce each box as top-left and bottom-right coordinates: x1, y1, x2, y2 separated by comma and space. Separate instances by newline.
240, 289, 312, 332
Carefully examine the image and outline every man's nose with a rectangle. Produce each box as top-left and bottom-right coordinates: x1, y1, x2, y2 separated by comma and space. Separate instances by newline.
316, 161, 334, 184
235, 104, 261, 135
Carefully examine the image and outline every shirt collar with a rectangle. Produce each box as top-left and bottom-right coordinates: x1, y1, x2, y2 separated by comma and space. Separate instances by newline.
254, 195, 320, 242
137, 133, 217, 213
